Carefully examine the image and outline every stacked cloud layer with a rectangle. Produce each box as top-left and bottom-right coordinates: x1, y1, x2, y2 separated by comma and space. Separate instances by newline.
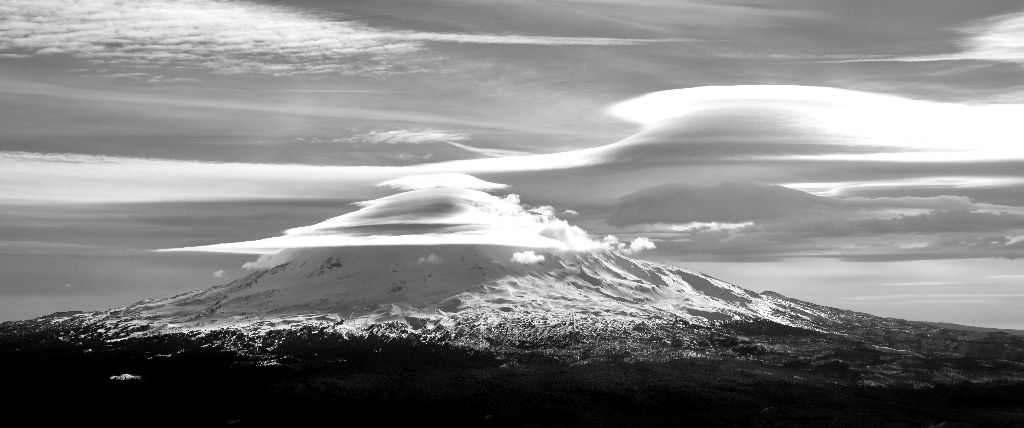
160, 185, 654, 262
3, 85, 1022, 205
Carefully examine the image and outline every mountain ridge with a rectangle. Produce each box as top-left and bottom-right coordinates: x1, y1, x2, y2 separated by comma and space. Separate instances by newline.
5, 245, 1024, 426
5, 244, 1024, 389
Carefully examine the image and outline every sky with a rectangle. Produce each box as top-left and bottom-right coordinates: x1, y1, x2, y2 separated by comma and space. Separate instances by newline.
1, 0, 1023, 328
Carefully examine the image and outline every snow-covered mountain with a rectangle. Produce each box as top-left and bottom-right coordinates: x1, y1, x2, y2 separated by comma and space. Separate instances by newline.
50, 244, 845, 339
4, 182, 865, 352
9, 242, 1024, 389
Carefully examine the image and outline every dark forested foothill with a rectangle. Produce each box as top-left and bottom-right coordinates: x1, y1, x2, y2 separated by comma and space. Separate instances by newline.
3, 318, 1024, 427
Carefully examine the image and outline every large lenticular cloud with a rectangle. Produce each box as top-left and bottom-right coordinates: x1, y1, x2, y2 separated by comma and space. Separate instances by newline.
158, 185, 653, 257
605, 85, 1024, 162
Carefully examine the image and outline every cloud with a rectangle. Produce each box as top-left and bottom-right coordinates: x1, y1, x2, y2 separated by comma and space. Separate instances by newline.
159, 186, 654, 255
623, 237, 656, 254
3, 85, 1023, 206
0, 0, 416, 75
960, 11, 1024, 65
0, 0, 683, 75
347, 130, 469, 145
771, 210, 1024, 237
446, 142, 531, 158
0, 143, 596, 203
377, 173, 509, 192
595, 181, 1024, 262
635, 88, 1019, 161
607, 182, 830, 227
388, 32, 690, 46
0, 79, 551, 134
785, 177, 1024, 198
242, 255, 275, 271
880, 282, 960, 286
212, 270, 225, 278
652, 209, 1024, 262
598, 236, 656, 255
510, 250, 545, 264
0, 151, 395, 203
666, 222, 753, 233
416, 253, 443, 265
606, 86, 1024, 163
603, 181, 1007, 228
824, 11, 1024, 67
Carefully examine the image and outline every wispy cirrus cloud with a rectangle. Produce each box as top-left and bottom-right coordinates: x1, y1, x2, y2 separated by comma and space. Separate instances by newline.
0, 0, 683, 75
961, 11, 1024, 63
879, 282, 960, 286
342, 129, 533, 159
0, 0, 415, 75
784, 177, 1024, 198
446, 141, 530, 158
821, 11, 1024, 66
346, 129, 470, 145
589, 181, 1024, 262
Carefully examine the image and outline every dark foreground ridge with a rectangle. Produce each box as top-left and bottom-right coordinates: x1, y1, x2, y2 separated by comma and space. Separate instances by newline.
3, 318, 1024, 427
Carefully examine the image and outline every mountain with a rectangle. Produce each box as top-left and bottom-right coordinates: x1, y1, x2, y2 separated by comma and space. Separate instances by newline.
4, 245, 1024, 425
55, 244, 831, 333
6, 244, 1024, 384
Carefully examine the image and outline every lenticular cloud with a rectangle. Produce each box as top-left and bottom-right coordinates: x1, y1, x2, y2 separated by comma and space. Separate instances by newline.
158, 185, 650, 255
376, 173, 508, 191
605, 85, 1024, 162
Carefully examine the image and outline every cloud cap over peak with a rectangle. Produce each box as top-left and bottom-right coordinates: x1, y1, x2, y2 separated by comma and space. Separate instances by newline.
160, 185, 654, 257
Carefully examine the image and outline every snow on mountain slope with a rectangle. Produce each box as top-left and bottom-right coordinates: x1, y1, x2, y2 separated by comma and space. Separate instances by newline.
23, 182, 847, 341
83, 244, 840, 338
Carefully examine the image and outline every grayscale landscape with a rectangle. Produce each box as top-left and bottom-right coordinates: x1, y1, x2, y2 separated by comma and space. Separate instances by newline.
2, 0, 1023, 426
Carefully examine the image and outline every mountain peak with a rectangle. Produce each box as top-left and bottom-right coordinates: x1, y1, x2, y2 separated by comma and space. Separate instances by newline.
66, 245, 831, 338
